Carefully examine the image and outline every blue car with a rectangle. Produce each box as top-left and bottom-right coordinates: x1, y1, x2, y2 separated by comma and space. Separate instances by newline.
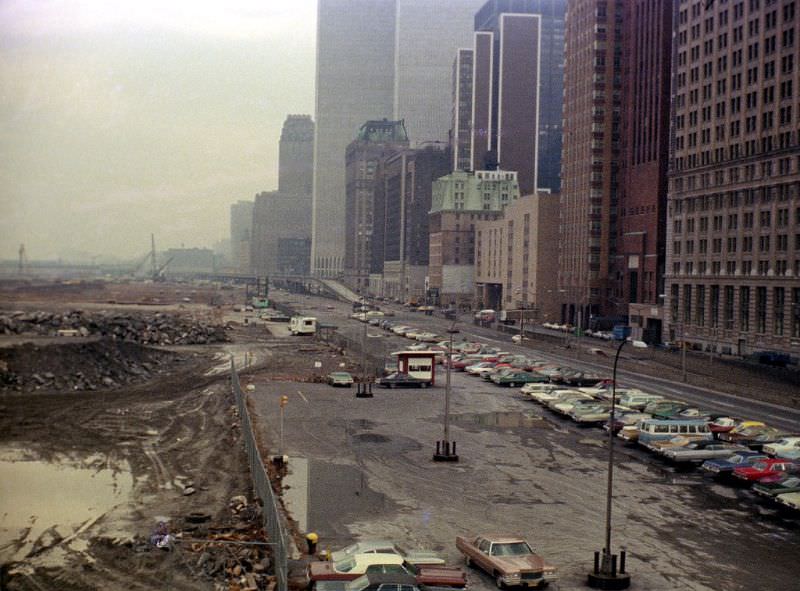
701, 450, 768, 476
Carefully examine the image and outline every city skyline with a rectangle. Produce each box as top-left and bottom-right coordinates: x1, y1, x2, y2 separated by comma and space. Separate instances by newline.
0, 0, 317, 261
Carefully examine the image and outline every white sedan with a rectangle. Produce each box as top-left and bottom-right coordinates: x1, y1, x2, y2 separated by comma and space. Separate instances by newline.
763, 437, 800, 459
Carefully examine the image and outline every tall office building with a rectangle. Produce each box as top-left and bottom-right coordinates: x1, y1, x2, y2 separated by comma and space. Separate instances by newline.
279, 115, 314, 196
251, 115, 315, 276
664, 0, 800, 356
394, 0, 486, 145
312, 0, 485, 277
451, 48, 475, 171
312, 0, 396, 277
559, 0, 624, 327
372, 145, 451, 301
230, 200, 254, 273
465, 0, 565, 193
616, 0, 673, 343
344, 119, 410, 290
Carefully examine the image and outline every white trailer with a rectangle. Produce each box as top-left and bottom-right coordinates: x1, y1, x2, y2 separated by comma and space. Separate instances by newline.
290, 316, 317, 335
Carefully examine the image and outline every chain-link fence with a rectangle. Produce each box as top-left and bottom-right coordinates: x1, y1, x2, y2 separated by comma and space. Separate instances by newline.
231, 360, 289, 591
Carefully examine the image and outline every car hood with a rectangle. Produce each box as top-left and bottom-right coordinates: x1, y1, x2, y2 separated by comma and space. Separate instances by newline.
309, 562, 337, 577
494, 555, 545, 572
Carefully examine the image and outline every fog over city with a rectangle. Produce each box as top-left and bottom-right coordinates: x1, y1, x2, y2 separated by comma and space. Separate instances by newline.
0, 0, 317, 261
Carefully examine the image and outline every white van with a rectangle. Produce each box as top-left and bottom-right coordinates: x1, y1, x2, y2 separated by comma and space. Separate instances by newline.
290, 316, 317, 335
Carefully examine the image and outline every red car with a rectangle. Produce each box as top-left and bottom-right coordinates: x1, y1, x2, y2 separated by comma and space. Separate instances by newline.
732, 458, 798, 482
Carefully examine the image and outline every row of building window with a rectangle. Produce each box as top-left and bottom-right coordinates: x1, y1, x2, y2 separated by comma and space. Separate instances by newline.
673, 233, 799, 254
669, 283, 800, 338
671, 258, 799, 276
673, 207, 800, 232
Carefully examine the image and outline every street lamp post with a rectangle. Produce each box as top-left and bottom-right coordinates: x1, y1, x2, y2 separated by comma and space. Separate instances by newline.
587, 337, 631, 590
356, 294, 373, 398
434, 323, 459, 462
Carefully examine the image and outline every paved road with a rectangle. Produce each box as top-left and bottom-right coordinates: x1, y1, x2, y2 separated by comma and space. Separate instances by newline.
245, 292, 800, 591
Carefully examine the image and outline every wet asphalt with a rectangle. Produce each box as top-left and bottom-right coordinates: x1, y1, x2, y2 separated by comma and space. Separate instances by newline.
247, 352, 800, 591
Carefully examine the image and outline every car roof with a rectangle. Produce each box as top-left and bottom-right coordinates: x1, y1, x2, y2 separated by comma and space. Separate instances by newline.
346, 553, 405, 567
476, 533, 528, 544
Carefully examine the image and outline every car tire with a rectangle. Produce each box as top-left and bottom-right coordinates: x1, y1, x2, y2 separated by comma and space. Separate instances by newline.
389, 383, 396, 389
495, 574, 504, 589
464, 556, 472, 567
420, 382, 427, 389
508, 382, 515, 388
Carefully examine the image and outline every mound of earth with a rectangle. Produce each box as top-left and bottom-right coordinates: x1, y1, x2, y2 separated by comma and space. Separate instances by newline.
0, 338, 185, 393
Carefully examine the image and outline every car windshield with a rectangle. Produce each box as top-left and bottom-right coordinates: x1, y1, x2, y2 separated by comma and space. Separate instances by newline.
783, 477, 800, 487
345, 576, 371, 591
751, 461, 769, 471
491, 542, 532, 556
335, 558, 357, 572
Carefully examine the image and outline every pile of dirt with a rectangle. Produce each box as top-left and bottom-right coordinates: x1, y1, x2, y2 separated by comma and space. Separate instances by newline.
0, 309, 228, 345
0, 338, 185, 393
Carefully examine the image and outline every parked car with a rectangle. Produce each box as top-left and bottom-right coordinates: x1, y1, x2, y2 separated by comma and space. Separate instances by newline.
700, 451, 769, 477
775, 492, 800, 511
519, 383, 561, 396
732, 458, 799, 483
637, 419, 713, 447
661, 440, 748, 464
717, 421, 767, 442
455, 534, 557, 588
491, 372, 544, 387
377, 372, 431, 389
329, 541, 443, 565
309, 554, 465, 588
314, 573, 421, 591
328, 372, 355, 387
551, 396, 605, 416
528, 388, 580, 405
752, 474, 800, 499
614, 391, 664, 411
642, 399, 690, 417
728, 427, 787, 451
562, 371, 607, 387
465, 362, 498, 376
569, 402, 620, 425
762, 437, 800, 458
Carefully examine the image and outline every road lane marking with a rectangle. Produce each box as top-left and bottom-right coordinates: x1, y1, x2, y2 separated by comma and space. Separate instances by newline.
296, 390, 308, 403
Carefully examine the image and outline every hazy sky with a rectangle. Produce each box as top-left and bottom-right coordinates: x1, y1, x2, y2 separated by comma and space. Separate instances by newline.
0, 0, 317, 261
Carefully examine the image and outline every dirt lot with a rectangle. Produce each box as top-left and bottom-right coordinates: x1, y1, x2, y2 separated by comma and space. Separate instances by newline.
0, 280, 311, 591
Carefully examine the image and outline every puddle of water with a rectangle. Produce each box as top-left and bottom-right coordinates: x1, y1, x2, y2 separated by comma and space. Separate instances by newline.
450, 411, 552, 429
282, 458, 389, 537
0, 448, 133, 564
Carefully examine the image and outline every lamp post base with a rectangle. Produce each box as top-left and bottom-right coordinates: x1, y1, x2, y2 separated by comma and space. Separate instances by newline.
587, 551, 630, 589
355, 383, 373, 398
587, 572, 630, 590
433, 440, 458, 462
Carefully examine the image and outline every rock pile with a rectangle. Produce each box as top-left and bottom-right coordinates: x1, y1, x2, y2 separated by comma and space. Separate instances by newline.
181, 495, 275, 591
0, 309, 228, 345
0, 339, 184, 393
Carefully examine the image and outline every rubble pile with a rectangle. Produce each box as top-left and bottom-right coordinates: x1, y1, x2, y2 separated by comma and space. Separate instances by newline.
0, 339, 184, 393
0, 309, 229, 345
178, 495, 275, 591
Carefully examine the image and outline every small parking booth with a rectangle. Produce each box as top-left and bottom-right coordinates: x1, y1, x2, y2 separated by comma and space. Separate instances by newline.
393, 350, 437, 386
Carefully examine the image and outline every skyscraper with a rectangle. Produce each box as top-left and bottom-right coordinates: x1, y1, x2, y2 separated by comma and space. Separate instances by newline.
394, 0, 486, 144
251, 115, 315, 276
664, 0, 800, 356
312, 0, 485, 277
344, 119, 410, 290
312, 0, 396, 277
279, 115, 314, 196
559, 0, 624, 327
468, 0, 566, 193
615, 0, 673, 342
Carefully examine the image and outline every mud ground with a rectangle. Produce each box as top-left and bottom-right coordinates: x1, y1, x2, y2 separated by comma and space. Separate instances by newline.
0, 281, 288, 590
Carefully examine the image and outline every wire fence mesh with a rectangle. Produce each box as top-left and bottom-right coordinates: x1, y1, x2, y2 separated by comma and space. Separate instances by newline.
231, 360, 289, 591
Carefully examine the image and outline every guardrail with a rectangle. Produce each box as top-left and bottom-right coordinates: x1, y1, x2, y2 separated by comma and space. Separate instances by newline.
231, 360, 289, 591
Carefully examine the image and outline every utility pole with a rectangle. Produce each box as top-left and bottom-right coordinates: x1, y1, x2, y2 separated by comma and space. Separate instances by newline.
434, 323, 459, 462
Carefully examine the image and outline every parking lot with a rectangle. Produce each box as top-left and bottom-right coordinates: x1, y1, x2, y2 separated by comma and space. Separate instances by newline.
244, 346, 800, 591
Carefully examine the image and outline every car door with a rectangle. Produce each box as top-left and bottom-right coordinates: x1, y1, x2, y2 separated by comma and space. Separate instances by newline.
475, 538, 492, 571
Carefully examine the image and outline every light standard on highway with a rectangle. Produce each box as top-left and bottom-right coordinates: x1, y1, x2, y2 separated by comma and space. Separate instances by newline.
356, 293, 373, 398
434, 323, 459, 462
587, 335, 631, 590
659, 293, 687, 383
